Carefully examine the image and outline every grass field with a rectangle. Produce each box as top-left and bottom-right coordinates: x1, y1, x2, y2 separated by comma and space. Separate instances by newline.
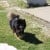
0, 0, 50, 50
0, 10, 50, 50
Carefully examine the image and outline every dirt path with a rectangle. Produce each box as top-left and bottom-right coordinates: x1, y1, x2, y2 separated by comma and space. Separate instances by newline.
21, 6, 50, 37
22, 6, 50, 22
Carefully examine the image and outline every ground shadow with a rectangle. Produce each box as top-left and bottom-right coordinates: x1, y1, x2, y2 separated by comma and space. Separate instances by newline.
20, 32, 43, 45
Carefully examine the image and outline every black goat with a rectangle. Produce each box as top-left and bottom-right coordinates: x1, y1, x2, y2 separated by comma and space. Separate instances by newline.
9, 13, 26, 37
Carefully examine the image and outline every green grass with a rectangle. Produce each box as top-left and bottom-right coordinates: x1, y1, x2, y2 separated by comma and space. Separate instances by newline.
0, 0, 50, 50
0, 11, 50, 50
0, 6, 5, 10
7, 0, 27, 8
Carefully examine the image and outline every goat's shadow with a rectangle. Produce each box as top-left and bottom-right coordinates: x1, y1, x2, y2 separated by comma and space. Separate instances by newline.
20, 32, 43, 45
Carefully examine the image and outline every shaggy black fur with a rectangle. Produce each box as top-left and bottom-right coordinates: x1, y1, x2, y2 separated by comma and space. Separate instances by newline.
9, 14, 26, 37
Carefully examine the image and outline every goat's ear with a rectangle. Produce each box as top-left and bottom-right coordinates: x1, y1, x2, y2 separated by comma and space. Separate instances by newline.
11, 13, 16, 18
16, 15, 20, 18
11, 13, 20, 19
22, 19, 26, 25
23, 19, 26, 22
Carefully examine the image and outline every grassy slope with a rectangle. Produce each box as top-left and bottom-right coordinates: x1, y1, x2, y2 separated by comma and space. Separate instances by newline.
0, 0, 50, 50
0, 11, 50, 50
